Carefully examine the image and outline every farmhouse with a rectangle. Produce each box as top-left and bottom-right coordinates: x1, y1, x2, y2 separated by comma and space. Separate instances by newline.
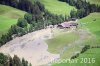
57, 21, 78, 29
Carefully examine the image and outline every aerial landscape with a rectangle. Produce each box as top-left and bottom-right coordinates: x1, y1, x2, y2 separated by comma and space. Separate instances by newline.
0, 0, 100, 66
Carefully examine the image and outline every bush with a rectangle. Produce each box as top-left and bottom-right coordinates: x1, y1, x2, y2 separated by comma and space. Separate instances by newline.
81, 45, 90, 53
17, 18, 27, 28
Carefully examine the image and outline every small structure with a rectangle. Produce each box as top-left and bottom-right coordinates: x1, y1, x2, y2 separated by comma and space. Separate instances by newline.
57, 21, 78, 29
47, 25, 54, 28
71, 18, 77, 21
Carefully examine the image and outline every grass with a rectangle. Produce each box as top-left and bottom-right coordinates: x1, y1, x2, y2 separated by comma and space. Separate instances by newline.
40, 0, 76, 16
0, 4, 26, 37
0, 5, 26, 19
87, 0, 100, 5
79, 12, 100, 38
79, 12, 100, 47
0, 16, 17, 36
52, 48, 100, 66
46, 29, 79, 57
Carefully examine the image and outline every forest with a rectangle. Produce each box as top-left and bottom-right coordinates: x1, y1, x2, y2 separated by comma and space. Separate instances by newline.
0, 53, 31, 66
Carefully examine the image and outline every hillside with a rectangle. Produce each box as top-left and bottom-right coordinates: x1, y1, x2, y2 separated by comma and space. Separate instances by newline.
51, 12, 100, 66
80, 12, 100, 38
40, 0, 76, 16
0, 4, 26, 37
0, 0, 100, 66
87, 0, 100, 5
52, 48, 100, 66
31, 0, 77, 15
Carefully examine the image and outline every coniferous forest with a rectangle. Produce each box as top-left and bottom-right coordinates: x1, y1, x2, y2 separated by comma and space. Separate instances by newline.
0, 53, 31, 66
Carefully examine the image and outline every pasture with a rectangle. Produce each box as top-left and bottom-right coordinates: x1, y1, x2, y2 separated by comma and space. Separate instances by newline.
40, 0, 76, 16
0, 5, 26, 37
79, 12, 100, 38
52, 48, 100, 66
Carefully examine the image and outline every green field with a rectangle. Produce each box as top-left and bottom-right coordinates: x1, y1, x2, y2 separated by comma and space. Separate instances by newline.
79, 12, 100, 46
52, 48, 100, 66
46, 31, 79, 53
0, 4, 26, 37
87, 0, 100, 5
40, 0, 76, 16
46, 29, 80, 58
80, 12, 100, 38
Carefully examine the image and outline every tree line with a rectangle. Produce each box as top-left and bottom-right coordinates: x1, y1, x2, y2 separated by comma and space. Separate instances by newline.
59, 0, 100, 18
0, 0, 43, 14
0, 53, 32, 66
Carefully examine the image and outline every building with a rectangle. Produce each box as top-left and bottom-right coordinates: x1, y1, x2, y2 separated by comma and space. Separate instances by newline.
57, 21, 78, 29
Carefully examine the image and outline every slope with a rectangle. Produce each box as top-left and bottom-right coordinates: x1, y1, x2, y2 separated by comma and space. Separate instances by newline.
87, 0, 100, 5
40, 0, 76, 16
0, 4, 26, 37
80, 12, 100, 38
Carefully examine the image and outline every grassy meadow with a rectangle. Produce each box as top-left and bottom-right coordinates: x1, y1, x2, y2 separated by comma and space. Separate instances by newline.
52, 48, 100, 66
0, 5, 26, 37
46, 29, 79, 53
40, 0, 76, 16
80, 12, 100, 38
46, 28, 80, 59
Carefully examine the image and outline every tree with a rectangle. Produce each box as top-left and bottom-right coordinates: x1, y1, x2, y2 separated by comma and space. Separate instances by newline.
0, 35, 8, 44
10, 25, 19, 34
81, 45, 90, 53
77, 8, 85, 18
17, 18, 27, 28
0, 53, 31, 66
13, 55, 22, 66
35, 1, 45, 12
70, 10, 77, 18
22, 58, 26, 66
24, 13, 32, 24
9, 56, 14, 66
29, 24, 34, 32
0, 53, 8, 65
